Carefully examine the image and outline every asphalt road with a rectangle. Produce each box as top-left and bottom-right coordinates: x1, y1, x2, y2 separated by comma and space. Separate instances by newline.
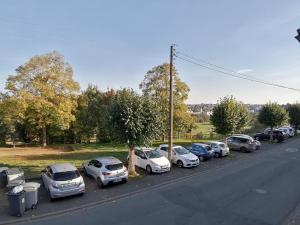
16, 138, 300, 225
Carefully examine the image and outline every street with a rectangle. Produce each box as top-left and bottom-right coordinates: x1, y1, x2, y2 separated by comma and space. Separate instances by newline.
16, 138, 300, 225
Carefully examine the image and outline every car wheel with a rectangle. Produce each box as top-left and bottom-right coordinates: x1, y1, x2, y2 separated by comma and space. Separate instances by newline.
146, 165, 152, 174
97, 177, 105, 188
199, 156, 205, 161
177, 160, 184, 168
240, 147, 248, 152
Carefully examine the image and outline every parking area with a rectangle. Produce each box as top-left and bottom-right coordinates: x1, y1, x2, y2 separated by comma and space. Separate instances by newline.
0, 140, 282, 224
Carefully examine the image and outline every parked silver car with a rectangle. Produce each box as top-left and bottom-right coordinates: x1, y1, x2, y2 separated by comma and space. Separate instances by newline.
82, 156, 128, 188
205, 141, 230, 157
227, 135, 257, 152
233, 134, 261, 150
41, 163, 85, 200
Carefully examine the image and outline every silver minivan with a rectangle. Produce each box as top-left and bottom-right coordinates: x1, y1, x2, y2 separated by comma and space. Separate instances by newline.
227, 135, 256, 152
41, 163, 85, 200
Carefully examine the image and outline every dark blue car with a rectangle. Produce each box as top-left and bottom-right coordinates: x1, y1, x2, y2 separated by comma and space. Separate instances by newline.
186, 143, 214, 161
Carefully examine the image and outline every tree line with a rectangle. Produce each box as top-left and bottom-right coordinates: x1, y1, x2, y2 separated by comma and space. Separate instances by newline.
0, 51, 195, 148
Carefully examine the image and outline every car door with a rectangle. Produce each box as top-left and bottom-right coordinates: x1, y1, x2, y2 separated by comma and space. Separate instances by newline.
210, 143, 219, 153
92, 160, 102, 179
135, 150, 144, 169
138, 151, 148, 169
85, 160, 95, 176
158, 146, 168, 158
189, 145, 200, 156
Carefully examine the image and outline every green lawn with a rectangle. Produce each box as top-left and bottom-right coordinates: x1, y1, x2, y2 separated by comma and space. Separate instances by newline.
0, 138, 222, 179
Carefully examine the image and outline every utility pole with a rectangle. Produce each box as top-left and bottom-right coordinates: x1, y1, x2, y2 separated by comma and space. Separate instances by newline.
168, 44, 174, 162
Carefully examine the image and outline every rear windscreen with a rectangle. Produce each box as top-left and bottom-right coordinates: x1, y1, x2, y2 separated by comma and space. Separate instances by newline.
105, 163, 123, 171
53, 171, 80, 181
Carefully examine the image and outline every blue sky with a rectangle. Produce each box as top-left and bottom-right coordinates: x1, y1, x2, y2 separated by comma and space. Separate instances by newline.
1, 0, 300, 104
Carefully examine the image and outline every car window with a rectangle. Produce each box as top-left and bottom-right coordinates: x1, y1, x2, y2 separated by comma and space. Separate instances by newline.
105, 163, 123, 171
239, 138, 248, 143
53, 170, 80, 181
46, 167, 53, 178
94, 161, 102, 168
160, 147, 168, 151
211, 143, 217, 148
174, 147, 190, 155
145, 150, 161, 159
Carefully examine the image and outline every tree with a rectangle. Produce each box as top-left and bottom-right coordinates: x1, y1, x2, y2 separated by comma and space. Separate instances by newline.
105, 89, 163, 175
5, 51, 79, 146
258, 102, 289, 141
140, 63, 194, 139
287, 103, 300, 134
210, 96, 250, 136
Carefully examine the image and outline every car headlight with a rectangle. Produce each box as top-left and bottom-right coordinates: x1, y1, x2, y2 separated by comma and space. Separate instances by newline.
52, 183, 59, 189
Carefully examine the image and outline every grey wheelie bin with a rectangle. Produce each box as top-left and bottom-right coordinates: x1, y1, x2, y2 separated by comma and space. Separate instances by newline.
7, 186, 26, 217
0, 167, 8, 188
22, 182, 41, 210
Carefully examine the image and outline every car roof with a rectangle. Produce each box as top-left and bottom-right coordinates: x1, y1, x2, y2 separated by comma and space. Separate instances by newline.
159, 144, 180, 148
192, 143, 209, 147
95, 156, 122, 165
205, 141, 225, 145
50, 163, 77, 173
229, 135, 251, 139
135, 147, 154, 151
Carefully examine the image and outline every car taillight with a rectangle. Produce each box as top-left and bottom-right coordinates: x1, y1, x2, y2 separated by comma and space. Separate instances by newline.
102, 172, 111, 176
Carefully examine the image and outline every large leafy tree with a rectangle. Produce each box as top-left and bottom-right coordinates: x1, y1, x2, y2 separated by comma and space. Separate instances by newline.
5, 51, 79, 146
140, 63, 194, 139
210, 96, 250, 136
105, 89, 163, 175
258, 102, 289, 140
71, 86, 116, 143
287, 103, 300, 134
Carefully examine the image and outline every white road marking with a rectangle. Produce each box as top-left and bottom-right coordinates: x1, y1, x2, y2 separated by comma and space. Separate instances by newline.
285, 148, 299, 153
255, 189, 267, 194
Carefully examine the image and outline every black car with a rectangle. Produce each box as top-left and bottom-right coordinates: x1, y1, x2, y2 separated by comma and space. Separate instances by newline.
254, 130, 285, 142
186, 143, 214, 161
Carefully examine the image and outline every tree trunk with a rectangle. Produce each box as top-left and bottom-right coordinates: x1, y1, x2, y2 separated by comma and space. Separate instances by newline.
128, 146, 137, 176
42, 126, 47, 147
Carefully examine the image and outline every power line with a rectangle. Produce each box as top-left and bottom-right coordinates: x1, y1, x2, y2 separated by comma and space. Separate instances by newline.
175, 54, 300, 92
176, 50, 269, 83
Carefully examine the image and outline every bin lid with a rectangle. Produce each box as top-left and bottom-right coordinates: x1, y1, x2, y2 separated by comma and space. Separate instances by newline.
11, 185, 23, 194
6, 168, 23, 175
22, 182, 41, 190
0, 167, 8, 173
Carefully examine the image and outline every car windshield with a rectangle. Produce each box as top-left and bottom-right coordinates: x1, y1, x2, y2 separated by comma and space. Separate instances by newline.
220, 144, 226, 148
205, 145, 212, 151
105, 163, 124, 171
145, 150, 161, 159
53, 171, 80, 181
174, 147, 190, 155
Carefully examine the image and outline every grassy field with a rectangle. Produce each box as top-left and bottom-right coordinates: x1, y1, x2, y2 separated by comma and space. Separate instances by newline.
0, 139, 216, 179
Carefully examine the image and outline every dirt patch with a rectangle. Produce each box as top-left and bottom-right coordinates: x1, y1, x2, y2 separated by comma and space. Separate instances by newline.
0, 147, 67, 157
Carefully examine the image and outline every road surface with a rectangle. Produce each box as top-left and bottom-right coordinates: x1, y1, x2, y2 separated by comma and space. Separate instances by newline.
19, 139, 300, 225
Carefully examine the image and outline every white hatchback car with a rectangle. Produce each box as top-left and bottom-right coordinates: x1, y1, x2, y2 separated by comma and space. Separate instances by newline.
156, 144, 199, 168
133, 148, 170, 174
82, 156, 128, 188
205, 141, 230, 157
41, 163, 85, 200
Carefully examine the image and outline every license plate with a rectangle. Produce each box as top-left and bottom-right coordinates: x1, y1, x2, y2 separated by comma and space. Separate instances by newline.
114, 178, 122, 183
